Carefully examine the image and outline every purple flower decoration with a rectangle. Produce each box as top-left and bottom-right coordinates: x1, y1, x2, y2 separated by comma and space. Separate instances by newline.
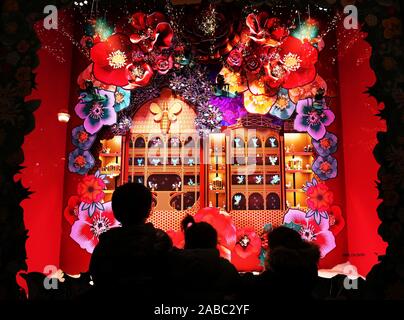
312, 155, 338, 181
269, 88, 296, 120
71, 125, 96, 150
294, 98, 335, 140
68, 148, 95, 175
210, 95, 247, 126
312, 132, 338, 157
75, 89, 117, 134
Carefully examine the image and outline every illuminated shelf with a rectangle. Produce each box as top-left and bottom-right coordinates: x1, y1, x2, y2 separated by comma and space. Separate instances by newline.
286, 189, 305, 193
100, 152, 121, 157
286, 170, 312, 174
209, 189, 226, 193
285, 152, 314, 156
100, 171, 120, 177
104, 190, 114, 194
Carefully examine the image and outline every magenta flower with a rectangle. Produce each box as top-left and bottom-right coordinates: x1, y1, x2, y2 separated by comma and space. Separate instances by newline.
283, 208, 336, 258
75, 89, 117, 134
70, 201, 120, 253
293, 98, 335, 140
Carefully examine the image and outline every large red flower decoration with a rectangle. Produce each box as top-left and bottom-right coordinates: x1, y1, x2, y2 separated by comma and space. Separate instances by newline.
77, 175, 106, 204
90, 33, 133, 86
77, 64, 116, 91
124, 62, 154, 89
194, 207, 237, 258
265, 36, 318, 89
246, 13, 289, 47
63, 195, 80, 225
129, 12, 173, 52
70, 202, 120, 254
306, 181, 334, 212
166, 229, 185, 249
328, 205, 345, 236
231, 228, 263, 272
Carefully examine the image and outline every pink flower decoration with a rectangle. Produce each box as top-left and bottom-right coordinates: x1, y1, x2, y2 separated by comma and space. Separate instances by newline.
70, 201, 120, 254
283, 209, 336, 258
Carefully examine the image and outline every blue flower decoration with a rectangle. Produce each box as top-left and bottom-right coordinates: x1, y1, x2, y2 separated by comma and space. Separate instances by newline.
68, 148, 95, 175
113, 87, 131, 112
312, 132, 338, 157
312, 155, 338, 181
269, 88, 296, 120
71, 125, 96, 150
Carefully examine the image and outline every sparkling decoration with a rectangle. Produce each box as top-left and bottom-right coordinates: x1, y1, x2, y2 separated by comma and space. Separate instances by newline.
111, 114, 132, 136
199, 5, 217, 37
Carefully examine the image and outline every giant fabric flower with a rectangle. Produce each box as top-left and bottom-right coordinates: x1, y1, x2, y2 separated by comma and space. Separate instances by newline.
113, 87, 131, 112
77, 64, 116, 91
312, 132, 338, 157
269, 88, 296, 120
166, 230, 185, 249
75, 89, 117, 134
244, 87, 276, 115
283, 209, 336, 258
231, 228, 263, 272
246, 13, 289, 47
294, 98, 335, 140
71, 125, 96, 150
303, 178, 333, 224
266, 36, 318, 89
194, 207, 237, 258
124, 62, 154, 89
288, 74, 327, 104
312, 155, 338, 181
210, 95, 246, 126
90, 33, 132, 86
70, 201, 120, 254
63, 195, 80, 225
129, 12, 173, 52
68, 148, 95, 175
77, 171, 108, 216
328, 205, 345, 236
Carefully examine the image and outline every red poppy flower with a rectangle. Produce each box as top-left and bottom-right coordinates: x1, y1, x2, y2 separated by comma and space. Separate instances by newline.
275, 36, 318, 89
77, 175, 106, 204
77, 64, 116, 91
306, 182, 333, 212
152, 54, 174, 75
90, 33, 133, 86
231, 228, 263, 272
63, 195, 80, 225
194, 207, 237, 252
328, 205, 345, 236
246, 13, 289, 47
129, 12, 173, 52
124, 62, 154, 89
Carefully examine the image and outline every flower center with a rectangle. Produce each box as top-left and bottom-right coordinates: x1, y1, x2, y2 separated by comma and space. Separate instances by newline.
320, 138, 331, 149
90, 102, 104, 120
90, 213, 111, 237
77, 131, 88, 143
107, 50, 127, 69
281, 53, 302, 72
131, 65, 145, 79
271, 65, 285, 78
239, 235, 250, 248
320, 161, 332, 173
276, 96, 289, 110
74, 155, 87, 168
300, 224, 316, 241
308, 110, 321, 125
115, 92, 124, 104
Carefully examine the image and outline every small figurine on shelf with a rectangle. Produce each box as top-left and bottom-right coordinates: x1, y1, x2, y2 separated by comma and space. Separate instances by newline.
188, 158, 195, 166
255, 175, 263, 184
171, 158, 180, 166
172, 182, 181, 191
307, 144, 313, 152
236, 176, 244, 184
212, 176, 223, 190
269, 156, 278, 166
151, 158, 161, 166
304, 145, 308, 152
269, 138, 277, 148
102, 147, 111, 154
137, 158, 144, 166
148, 181, 158, 190
252, 138, 259, 148
234, 138, 242, 148
270, 175, 281, 185
286, 200, 290, 208
188, 179, 195, 186
286, 181, 292, 189
306, 164, 311, 170
290, 144, 295, 152
234, 194, 242, 206
285, 145, 290, 153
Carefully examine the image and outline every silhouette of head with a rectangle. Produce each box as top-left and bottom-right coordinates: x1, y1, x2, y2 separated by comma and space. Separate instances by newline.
181, 215, 218, 249
112, 183, 152, 226
267, 226, 304, 251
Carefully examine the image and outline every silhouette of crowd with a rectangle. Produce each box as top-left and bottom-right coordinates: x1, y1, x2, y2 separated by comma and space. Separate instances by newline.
22, 183, 367, 301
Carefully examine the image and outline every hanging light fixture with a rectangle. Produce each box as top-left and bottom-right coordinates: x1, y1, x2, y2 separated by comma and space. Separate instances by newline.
57, 109, 70, 123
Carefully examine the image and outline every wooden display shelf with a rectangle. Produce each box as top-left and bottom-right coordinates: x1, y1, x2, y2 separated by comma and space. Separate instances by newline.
100, 171, 120, 176
285, 152, 314, 156
285, 169, 313, 173
209, 189, 226, 193
104, 190, 114, 194
100, 152, 121, 157
286, 189, 305, 193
